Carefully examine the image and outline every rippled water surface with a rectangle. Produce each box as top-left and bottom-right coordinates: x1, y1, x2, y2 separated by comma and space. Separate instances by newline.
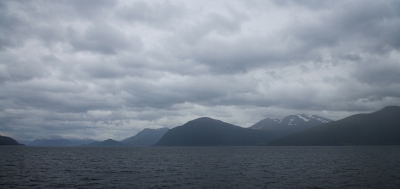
1, 146, 400, 188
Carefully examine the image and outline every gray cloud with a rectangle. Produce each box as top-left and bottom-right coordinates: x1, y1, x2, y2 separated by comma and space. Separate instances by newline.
117, 1, 184, 27
0, 0, 399, 141
67, 0, 118, 19
167, 1, 400, 74
0, 1, 30, 50
353, 62, 400, 86
67, 23, 141, 54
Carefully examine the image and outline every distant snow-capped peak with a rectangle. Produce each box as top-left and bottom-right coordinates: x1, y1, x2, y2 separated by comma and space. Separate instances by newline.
249, 114, 333, 131
267, 114, 332, 126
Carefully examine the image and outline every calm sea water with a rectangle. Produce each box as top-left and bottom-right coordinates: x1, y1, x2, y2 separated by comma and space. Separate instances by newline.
1, 146, 400, 189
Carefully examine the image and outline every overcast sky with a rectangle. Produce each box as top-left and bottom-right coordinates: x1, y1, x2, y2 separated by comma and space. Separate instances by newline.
1, 0, 399, 141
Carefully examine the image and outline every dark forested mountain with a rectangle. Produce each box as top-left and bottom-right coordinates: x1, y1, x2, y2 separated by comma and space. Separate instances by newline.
28, 139, 95, 146
268, 106, 400, 146
249, 114, 332, 138
121, 127, 169, 146
154, 117, 273, 146
0, 135, 24, 146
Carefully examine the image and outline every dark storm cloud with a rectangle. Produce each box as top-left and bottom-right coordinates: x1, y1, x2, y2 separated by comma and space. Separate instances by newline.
0, 0, 399, 141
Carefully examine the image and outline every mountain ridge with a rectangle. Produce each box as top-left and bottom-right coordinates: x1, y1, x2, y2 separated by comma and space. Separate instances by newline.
0, 135, 25, 146
7, 106, 398, 147
121, 127, 169, 146
249, 114, 332, 138
154, 117, 274, 146
267, 106, 400, 146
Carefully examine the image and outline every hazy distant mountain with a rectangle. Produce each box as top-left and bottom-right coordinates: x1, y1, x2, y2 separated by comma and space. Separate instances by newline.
28, 139, 96, 146
0, 135, 24, 146
121, 127, 169, 146
249, 114, 332, 138
84, 141, 101, 146
93, 139, 126, 147
268, 106, 400, 146
154, 117, 273, 146
15, 139, 32, 146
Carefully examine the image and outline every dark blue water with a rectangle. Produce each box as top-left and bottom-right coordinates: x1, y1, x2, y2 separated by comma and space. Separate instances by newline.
1, 146, 400, 188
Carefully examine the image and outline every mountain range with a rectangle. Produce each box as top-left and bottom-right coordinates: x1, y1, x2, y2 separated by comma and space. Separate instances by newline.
267, 106, 400, 146
4, 106, 399, 147
8, 114, 332, 147
28, 139, 96, 146
16, 127, 169, 147
155, 106, 400, 146
86, 127, 170, 147
249, 114, 332, 138
121, 127, 169, 146
154, 117, 274, 146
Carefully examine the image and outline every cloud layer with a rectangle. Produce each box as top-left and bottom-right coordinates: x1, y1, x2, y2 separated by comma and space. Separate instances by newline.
1, 0, 399, 140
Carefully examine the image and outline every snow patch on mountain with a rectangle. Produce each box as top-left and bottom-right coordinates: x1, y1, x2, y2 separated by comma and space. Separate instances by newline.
297, 115, 310, 122
310, 115, 331, 123
316, 118, 330, 123
288, 118, 297, 126
249, 114, 332, 131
